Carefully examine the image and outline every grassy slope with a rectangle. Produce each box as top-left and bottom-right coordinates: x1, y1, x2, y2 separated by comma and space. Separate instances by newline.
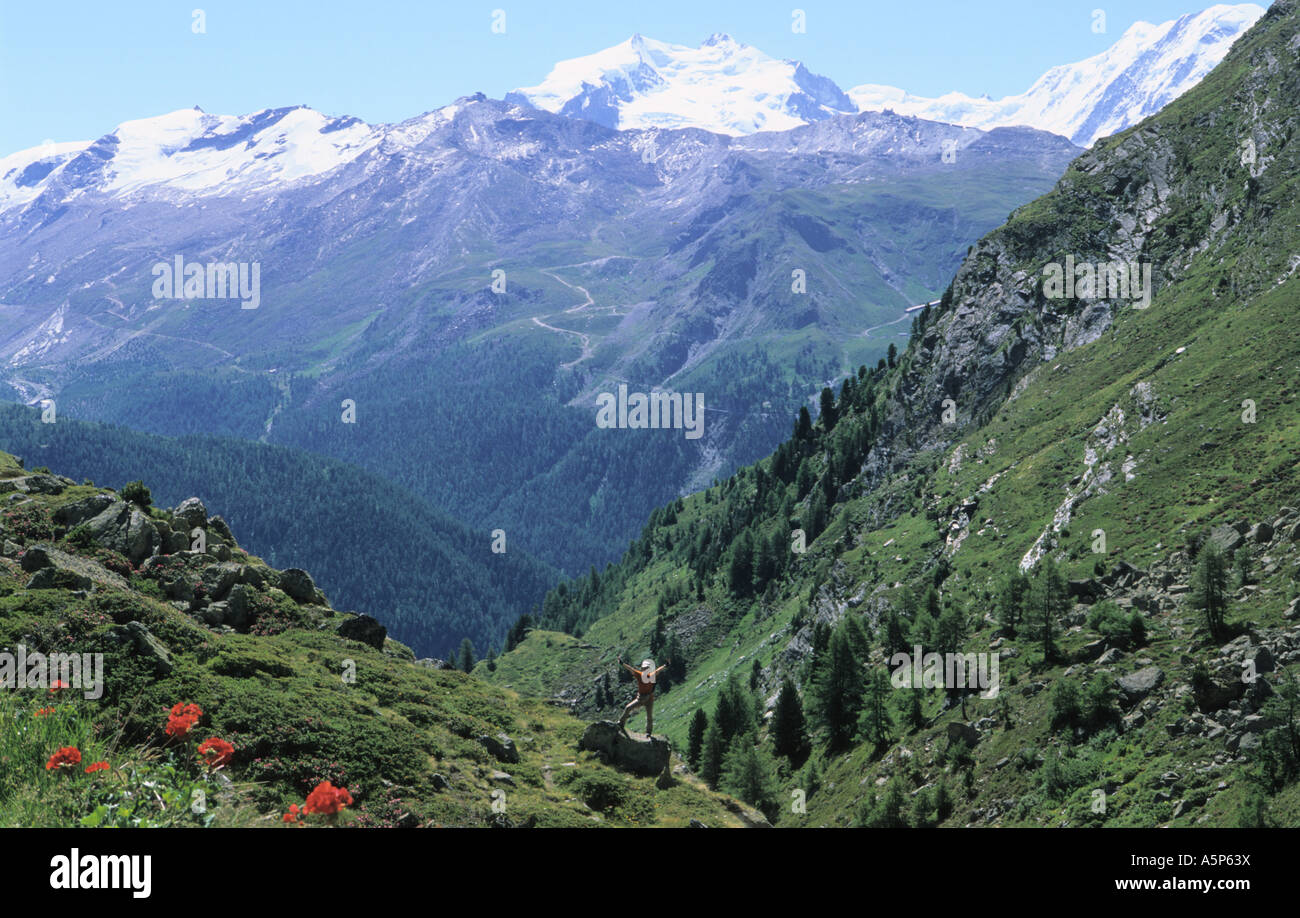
0, 450, 758, 828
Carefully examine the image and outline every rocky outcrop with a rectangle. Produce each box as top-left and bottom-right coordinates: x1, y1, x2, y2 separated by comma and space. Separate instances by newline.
53, 493, 116, 528
946, 721, 981, 746
337, 613, 386, 649
478, 732, 520, 764
82, 500, 159, 564
579, 721, 671, 777
106, 621, 173, 675
19, 544, 129, 592
171, 497, 208, 532
279, 568, 325, 605
1117, 666, 1164, 707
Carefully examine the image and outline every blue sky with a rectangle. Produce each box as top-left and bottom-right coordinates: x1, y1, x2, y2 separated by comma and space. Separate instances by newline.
0, 1, 1249, 153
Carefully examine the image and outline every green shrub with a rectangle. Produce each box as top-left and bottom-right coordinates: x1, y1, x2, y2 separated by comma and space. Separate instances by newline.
1050, 680, 1083, 731
1088, 600, 1140, 647
121, 480, 151, 508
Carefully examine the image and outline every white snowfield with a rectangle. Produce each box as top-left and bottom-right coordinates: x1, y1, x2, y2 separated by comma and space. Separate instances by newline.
849, 3, 1265, 147
512, 32, 854, 136
0, 105, 383, 212
0, 3, 1265, 214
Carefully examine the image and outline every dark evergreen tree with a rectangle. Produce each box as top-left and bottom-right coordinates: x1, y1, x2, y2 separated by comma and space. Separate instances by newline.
649, 614, 666, 656
819, 386, 838, 432
1193, 540, 1230, 642
857, 666, 893, 750
728, 529, 756, 597
721, 738, 781, 820
505, 613, 534, 652
796, 406, 813, 440
700, 719, 726, 788
811, 622, 866, 751
997, 571, 1029, 637
771, 678, 808, 761
1032, 559, 1068, 661
687, 708, 709, 770
457, 637, 476, 673
899, 684, 925, 732
882, 609, 909, 657
666, 634, 686, 682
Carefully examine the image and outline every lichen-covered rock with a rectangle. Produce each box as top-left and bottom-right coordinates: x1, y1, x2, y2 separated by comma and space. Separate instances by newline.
578, 721, 670, 777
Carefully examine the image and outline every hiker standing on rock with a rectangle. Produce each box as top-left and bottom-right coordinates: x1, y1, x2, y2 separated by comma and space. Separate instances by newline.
618, 656, 668, 735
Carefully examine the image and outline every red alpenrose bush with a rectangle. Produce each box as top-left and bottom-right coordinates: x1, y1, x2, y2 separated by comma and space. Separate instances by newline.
303, 781, 353, 816
46, 747, 82, 771
197, 737, 235, 769
165, 702, 203, 738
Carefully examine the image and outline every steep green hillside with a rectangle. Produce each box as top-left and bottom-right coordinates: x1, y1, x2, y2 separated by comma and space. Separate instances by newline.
0, 450, 761, 828
0, 403, 557, 659
487, 1, 1300, 827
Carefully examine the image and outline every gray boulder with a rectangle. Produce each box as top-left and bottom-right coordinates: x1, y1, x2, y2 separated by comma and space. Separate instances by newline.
1068, 578, 1104, 603
478, 732, 520, 764
84, 501, 160, 564
17, 474, 65, 495
1193, 676, 1245, 713
578, 721, 671, 777
20, 544, 128, 592
337, 613, 386, 649
20, 545, 53, 573
201, 563, 242, 601
171, 498, 208, 531
26, 567, 91, 591
1117, 666, 1164, 707
53, 493, 116, 528
199, 601, 229, 627
1208, 525, 1244, 554
224, 584, 256, 631
107, 621, 173, 675
415, 658, 454, 670
947, 721, 981, 746
207, 516, 235, 543
1096, 647, 1124, 665
279, 568, 320, 604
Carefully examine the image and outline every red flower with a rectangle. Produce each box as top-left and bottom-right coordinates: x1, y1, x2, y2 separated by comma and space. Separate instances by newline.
46, 746, 82, 771
303, 781, 353, 816
84, 761, 110, 774
282, 804, 302, 824
49, 680, 69, 693
165, 702, 203, 738
34, 707, 56, 717
197, 737, 235, 769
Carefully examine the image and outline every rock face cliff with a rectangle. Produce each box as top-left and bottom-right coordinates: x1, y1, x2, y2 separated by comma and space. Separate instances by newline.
866, 0, 1299, 495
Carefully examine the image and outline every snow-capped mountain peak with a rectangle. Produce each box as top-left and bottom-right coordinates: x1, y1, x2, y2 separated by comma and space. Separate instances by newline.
505, 33, 856, 136
1, 104, 382, 211
849, 2, 1266, 146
